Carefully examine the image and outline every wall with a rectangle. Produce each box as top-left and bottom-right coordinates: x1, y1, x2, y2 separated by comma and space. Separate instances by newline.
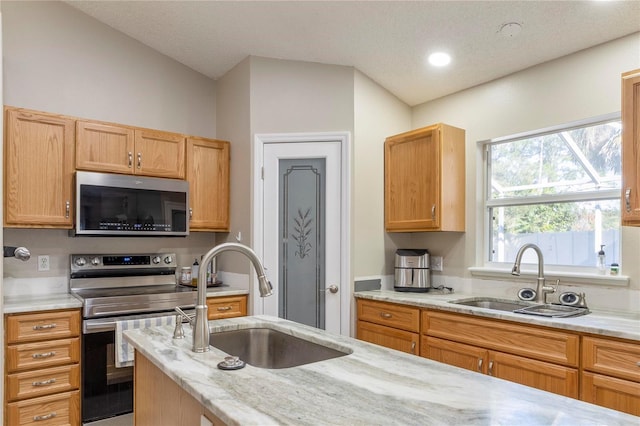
2, 1, 220, 293
410, 33, 640, 294
353, 70, 412, 278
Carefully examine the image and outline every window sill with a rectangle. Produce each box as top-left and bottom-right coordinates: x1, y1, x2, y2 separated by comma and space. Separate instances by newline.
468, 266, 630, 287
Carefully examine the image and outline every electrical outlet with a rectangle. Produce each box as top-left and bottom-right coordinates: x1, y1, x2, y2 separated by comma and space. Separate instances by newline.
431, 256, 443, 272
38, 255, 50, 272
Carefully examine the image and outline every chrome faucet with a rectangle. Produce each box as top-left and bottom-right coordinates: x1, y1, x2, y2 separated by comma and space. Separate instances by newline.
511, 243, 556, 304
191, 242, 273, 353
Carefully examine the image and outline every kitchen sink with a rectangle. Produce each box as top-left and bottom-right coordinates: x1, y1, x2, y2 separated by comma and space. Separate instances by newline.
449, 297, 533, 312
449, 297, 590, 317
209, 327, 350, 369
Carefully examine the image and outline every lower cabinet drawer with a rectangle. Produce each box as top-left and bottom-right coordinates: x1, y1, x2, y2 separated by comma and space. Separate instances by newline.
6, 338, 81, 373
581, 372, 640, 416
207, 295, 247, 320
357, 299, 420, 332
6, 390, 80, 426
582, 336, 640, 382
6, 364, 80, 402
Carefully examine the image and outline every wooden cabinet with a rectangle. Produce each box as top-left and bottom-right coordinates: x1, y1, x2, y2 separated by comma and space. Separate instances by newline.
384, 123, 465, 232
4, 107, 75, 228
5, 309, 81, 425
186, 137, 230, 231
622, 69, 640, 226
76, 121, 186, 179
206, 295, 247, 320
581, 336, 640, 415
356, 299, 420, 355
135, 353, 224, 426
421, 310, 579, 398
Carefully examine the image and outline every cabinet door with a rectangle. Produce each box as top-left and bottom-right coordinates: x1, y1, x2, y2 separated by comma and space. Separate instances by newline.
186, 137, 230, 231
4, 107, 75, 228
581, 372, 640, 416
134, 129, 185, 178
621, 69, 640, 226
76, 121, 135, 174
489, 351, 578, 398
357, 321, 419, 355
385, 125, 440, 231
421, 336, 487, 374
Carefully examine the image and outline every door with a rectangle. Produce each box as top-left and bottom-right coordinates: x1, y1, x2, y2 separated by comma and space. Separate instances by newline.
256, 133, 349, 335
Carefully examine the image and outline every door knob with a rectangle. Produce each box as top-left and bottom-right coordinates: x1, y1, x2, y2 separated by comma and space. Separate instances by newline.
320, 285, 339, 294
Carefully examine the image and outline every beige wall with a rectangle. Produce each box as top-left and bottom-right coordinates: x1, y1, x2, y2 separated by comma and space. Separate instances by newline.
409, 33, 640, 289
353, 70, 412, 278
2, 1, 220, 280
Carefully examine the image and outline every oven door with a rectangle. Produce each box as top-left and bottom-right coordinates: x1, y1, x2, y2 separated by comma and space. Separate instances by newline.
82, 310, 190, 422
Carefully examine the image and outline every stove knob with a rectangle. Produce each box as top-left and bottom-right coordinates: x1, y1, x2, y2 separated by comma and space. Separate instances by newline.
75, 257, 87, 267
163, 255, 173, 265
91, 257, 101, 266
152, 256, 161, 265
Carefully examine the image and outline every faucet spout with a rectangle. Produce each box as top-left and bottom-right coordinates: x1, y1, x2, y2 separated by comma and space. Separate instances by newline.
191, 242, 273, 353
511, 243, 554, 303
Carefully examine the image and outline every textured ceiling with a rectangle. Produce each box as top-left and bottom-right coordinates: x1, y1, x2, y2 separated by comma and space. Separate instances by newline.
65, 1, 640, 106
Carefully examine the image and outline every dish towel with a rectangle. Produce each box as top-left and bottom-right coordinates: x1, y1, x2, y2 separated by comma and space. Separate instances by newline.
115, 315, 175, 368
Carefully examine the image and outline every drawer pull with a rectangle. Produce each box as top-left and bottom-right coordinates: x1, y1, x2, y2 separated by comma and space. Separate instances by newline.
217, 306, 232, 311
32, 378, 56, 387
32, 351, 56, 359
636, 361, 640, 367
411, 341, 416, 353
380, 313, 392, 319
33, 323, 57, 330
33, 413, 57, 422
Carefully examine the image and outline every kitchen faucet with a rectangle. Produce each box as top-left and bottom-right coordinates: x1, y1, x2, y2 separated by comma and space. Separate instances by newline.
511, 243, 556, 304
190, 242, 273, 353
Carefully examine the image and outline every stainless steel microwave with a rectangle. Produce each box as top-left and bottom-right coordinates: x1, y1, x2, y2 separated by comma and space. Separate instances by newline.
74, 171, 189, 237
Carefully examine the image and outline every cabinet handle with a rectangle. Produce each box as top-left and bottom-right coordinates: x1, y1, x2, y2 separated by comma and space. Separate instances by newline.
128, 151, 133, 168
32, 351, 56, 359
65, 201, 70, 218
189, 208, 193, 219
137, 152, 142, 169
411, 341, 416, 354
33, 413, 56, 422
33, 323, 56, 330
32, 378, 56, 387
431, 204, 436, 220
477, 358, 483, 372
625, 188, 632, 212
488, 360, 494, 376
636, 361, 640, 367
380, 312, 392, 319
217, 306, 232, 311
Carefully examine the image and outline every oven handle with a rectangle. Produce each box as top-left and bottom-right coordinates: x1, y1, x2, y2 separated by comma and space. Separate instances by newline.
83, 309, 194, 334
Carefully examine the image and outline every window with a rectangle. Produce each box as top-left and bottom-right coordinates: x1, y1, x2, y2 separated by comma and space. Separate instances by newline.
484, 115, 621, 269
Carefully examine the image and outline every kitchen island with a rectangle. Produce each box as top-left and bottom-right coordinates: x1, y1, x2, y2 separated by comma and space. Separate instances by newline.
124, 315, 639, 425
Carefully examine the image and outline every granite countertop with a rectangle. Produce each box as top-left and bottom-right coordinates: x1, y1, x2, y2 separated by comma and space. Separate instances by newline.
124, 315, 639, 426
2, 288, 249, 315
355, 290, 640, 341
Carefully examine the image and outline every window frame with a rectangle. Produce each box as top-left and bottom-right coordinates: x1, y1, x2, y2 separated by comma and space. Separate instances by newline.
474, 112, 629, 286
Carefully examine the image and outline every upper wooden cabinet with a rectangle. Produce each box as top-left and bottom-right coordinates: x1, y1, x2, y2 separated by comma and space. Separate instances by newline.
186, 137, 230, 232
76, 121, 186, 179
4, 107, 75, 228
621, 69, 640, 226
384, 123, 465, 232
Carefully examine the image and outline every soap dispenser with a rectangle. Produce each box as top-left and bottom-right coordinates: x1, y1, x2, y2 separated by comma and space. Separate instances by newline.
597, 245, 606, 274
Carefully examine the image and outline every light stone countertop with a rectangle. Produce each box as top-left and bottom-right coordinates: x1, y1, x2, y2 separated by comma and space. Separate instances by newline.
355, 290, 640, 341
124, 315, 639, 426
2, 288, 249, 315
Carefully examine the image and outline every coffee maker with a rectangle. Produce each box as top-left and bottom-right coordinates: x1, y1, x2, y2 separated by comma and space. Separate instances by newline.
394, 249, 430, 292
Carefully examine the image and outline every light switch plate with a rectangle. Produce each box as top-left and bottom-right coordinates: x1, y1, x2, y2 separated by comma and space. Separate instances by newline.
431, 256, 443, 271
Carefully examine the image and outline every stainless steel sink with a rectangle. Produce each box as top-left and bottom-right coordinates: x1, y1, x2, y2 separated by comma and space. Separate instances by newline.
449, 297, 533, 312
449, 297, 589, 317
209, 327, 350, 369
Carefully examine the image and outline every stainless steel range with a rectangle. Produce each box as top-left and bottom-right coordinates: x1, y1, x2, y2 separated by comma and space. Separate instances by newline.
69, 252, 196, 423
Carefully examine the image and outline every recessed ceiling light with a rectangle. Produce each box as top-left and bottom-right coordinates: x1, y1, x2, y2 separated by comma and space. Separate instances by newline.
428, 52, 451, 67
